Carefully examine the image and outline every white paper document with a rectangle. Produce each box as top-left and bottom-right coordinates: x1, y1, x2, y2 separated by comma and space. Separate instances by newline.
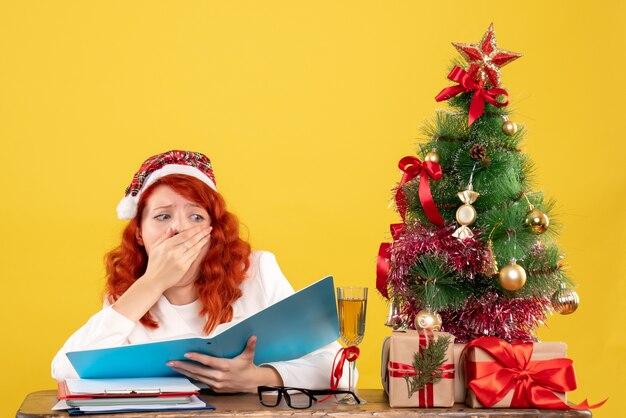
65, 376, 200, 394
53, 395, 207, 412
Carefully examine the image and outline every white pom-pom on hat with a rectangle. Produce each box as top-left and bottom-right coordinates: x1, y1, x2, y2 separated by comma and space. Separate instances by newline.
116, 195, 139, 220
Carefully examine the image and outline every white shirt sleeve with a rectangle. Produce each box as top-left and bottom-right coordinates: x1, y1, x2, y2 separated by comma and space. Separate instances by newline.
255, 251, 357, 389
50, 304, 136, 382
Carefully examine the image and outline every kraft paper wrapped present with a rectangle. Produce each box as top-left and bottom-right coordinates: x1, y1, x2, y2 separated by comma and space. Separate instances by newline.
453, 343, 466, 403
381, 336, 391, 392
464, 337, 569, 408
381, 330, 455, 408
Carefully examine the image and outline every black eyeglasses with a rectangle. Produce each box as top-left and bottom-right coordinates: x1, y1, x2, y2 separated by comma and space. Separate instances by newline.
257, 386, 361, 409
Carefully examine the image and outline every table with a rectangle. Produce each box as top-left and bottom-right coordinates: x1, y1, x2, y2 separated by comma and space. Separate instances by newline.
16, 389, 592, 417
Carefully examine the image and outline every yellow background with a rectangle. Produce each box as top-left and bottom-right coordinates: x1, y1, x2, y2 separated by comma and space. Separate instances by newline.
1, 1, 624, 417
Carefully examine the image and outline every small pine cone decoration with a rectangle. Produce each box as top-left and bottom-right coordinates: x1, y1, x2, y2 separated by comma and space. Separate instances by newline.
470, 144, 487, 161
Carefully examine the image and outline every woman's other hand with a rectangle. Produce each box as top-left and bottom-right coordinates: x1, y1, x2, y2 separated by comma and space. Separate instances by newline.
167, 336, 283, 393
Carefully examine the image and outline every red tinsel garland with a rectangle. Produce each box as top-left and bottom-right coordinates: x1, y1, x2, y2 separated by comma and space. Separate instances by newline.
387, 224, 550, 343
440, 294, 551, 343
388, 224, 486, 288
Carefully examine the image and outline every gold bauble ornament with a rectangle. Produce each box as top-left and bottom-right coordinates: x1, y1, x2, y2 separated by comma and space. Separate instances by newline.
525, 209, 550, 234
498, 261, 527, 291
424, 151, 440, 164
414, 308, 442, 331
502, 120, 518, 136
551, 285, 580, 315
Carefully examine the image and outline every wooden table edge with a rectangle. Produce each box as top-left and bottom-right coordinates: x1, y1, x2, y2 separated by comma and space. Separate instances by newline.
16, 389, 593, 417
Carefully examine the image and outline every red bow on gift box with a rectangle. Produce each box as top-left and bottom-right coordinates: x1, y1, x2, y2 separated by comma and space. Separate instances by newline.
464, 337, 606, 410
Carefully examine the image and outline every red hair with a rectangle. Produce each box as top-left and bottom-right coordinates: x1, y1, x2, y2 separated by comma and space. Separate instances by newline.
104, 174, 252, 334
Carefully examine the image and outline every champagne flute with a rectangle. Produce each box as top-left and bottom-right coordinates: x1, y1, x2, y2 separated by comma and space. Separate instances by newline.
336, 286, 367, 404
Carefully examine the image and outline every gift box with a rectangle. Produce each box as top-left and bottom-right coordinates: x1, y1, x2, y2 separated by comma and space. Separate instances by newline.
381, 330, 455, 407
452, 343, 466, 404
464, 337, 573, 409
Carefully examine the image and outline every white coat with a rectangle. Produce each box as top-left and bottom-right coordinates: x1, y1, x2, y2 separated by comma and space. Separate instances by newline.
51, 251, 355, 389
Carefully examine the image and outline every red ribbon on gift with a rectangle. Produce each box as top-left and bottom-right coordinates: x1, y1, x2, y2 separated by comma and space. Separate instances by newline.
388, 332, 454, 407
395, 156, 444, 226
464, 337, 606, 410
389, 362, 454, 379
435, 66, 509, 126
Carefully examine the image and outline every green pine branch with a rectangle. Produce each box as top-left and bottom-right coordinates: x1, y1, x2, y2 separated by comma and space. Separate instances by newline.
403, 334, 452, 398
409, 254, 471, 310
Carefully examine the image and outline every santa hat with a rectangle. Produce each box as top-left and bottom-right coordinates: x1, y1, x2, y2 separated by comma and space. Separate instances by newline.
116, 150, 217, 220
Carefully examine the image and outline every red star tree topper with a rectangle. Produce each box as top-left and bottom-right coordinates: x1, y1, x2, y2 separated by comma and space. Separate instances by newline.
453, 23, 522, 87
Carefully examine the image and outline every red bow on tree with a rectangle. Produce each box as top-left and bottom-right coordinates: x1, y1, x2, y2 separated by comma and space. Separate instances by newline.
377, 156, 444, 299
464, 337, 606, 410
435, 66, 509, 126
395, 156, 444, 226
376, 223, 405, 299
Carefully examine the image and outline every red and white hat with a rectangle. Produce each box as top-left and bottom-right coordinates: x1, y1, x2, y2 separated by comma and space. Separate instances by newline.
116, 150, 217, 220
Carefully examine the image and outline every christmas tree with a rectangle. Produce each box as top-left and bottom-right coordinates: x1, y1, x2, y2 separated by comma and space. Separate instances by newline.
377, 24, 580, 343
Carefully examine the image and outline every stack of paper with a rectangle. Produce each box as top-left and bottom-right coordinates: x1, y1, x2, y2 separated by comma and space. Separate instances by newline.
53, 377, 214, 415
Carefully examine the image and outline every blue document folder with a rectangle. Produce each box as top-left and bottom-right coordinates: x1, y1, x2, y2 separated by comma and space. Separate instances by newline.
67, 276, 339, 379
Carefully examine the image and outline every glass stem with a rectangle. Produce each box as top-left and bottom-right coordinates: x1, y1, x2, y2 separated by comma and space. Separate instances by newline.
348, 359, 356, 393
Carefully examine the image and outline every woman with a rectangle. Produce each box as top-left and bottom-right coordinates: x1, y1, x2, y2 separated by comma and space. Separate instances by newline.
52, 150, 351, 392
